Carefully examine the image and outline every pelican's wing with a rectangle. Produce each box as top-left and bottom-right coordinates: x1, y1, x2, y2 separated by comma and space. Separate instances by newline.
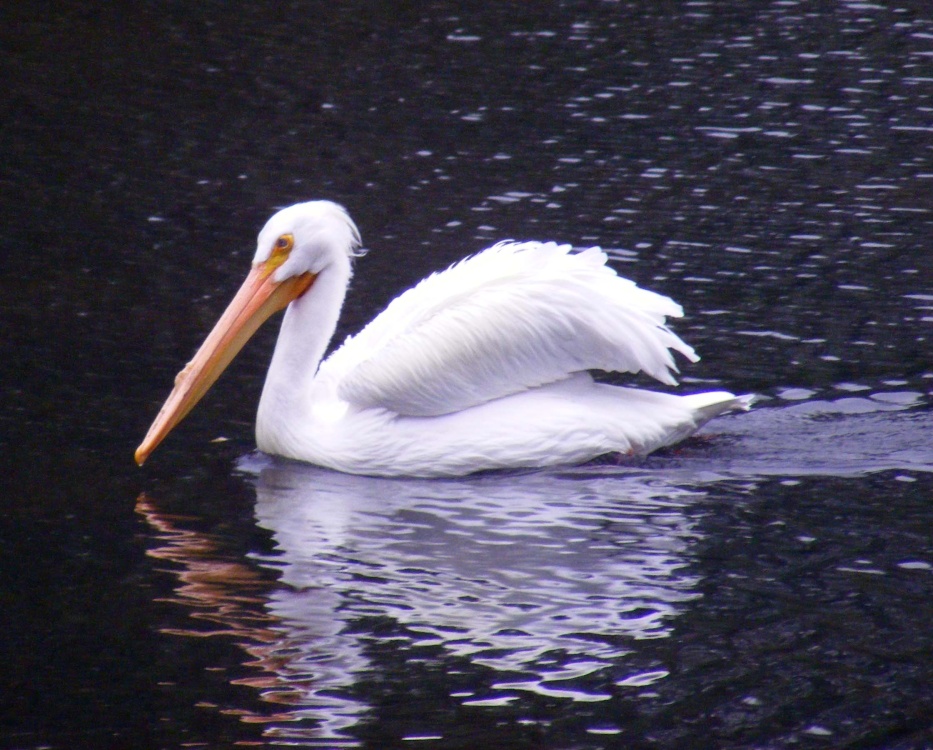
319, 242, 698, 417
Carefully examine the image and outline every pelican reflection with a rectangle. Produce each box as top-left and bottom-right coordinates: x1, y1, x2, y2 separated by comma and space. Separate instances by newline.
138, 460, 707, 743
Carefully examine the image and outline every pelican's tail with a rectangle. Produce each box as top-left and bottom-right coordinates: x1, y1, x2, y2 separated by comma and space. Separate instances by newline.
682, 391, 756, 426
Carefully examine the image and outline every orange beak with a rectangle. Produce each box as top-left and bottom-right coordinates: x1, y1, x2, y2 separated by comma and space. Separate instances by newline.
135, 265, 315, 465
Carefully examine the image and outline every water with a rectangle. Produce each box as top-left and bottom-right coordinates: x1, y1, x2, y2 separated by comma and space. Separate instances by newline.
1, 1, 931, 748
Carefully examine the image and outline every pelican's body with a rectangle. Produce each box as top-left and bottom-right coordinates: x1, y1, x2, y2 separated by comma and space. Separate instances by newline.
137, 201, 751, 476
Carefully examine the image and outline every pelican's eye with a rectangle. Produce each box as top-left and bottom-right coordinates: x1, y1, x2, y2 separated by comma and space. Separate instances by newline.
273, 233, 294, 256
263, 233, 294, 276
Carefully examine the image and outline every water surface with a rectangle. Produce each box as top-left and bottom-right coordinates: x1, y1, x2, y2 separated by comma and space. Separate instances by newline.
1, 1, 931, 748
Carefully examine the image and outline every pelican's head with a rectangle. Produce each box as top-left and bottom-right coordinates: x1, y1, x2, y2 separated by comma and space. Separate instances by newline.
134, 201, 361, 466
254, 201, 363, 281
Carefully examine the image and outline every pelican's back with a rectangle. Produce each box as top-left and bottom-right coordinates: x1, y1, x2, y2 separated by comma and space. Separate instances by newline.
318, 242, 699, 417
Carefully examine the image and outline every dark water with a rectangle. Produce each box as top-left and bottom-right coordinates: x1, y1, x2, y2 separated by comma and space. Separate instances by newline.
1, 2, 931, 748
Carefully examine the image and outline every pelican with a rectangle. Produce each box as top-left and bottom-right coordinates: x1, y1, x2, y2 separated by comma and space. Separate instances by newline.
136, 201, 751, 476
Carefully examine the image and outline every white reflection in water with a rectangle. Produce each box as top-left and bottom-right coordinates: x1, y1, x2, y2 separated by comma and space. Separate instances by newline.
249, 464, 704, 706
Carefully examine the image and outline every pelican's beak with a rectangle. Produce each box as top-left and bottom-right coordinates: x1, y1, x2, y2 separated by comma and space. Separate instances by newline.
135, 265, 315, 465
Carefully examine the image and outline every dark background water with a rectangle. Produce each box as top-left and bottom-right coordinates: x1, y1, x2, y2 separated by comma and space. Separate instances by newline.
1, 1, 931, 748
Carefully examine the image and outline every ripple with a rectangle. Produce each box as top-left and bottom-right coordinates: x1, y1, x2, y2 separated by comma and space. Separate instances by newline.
616, 669, 670, 687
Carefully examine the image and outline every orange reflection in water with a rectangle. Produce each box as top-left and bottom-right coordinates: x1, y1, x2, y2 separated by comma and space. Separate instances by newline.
135, 493, 349, 736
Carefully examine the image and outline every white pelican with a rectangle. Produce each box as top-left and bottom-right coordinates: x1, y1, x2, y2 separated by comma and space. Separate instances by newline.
136, 201, 751, 476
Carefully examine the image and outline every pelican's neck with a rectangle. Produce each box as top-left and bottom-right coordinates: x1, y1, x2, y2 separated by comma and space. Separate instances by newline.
257, 258, 351, 441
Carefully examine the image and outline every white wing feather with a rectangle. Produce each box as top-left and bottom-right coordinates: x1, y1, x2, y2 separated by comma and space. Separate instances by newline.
318, 242, 698, 417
